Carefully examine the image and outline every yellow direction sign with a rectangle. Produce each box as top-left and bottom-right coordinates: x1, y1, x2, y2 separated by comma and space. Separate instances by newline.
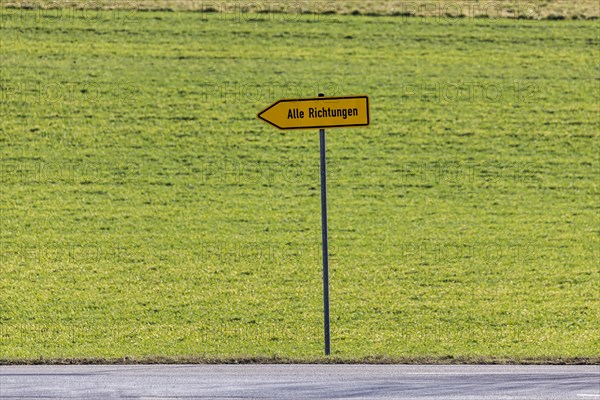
258, 95, 370, 130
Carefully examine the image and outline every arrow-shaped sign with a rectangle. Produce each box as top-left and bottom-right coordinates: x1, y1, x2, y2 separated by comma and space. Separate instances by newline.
256, 93, 370, 356
258, 95, 370, 130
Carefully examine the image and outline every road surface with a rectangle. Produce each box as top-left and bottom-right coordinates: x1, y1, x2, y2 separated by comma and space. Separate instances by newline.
1, 364, 598, 399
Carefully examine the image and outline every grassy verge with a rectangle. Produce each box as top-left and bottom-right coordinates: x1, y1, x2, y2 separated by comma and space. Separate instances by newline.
0, 10, 598, 362
3, 355, 600, 365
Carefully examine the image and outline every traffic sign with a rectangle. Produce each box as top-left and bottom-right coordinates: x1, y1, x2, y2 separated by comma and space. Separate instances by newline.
257, 95, 370, 130
257, 93, 370, 356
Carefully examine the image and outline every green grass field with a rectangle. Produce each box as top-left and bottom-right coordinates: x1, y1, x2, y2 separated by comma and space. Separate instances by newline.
0, 8, 599, 363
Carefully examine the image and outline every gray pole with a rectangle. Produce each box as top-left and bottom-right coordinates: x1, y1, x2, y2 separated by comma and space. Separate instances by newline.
318, 93, 331, 356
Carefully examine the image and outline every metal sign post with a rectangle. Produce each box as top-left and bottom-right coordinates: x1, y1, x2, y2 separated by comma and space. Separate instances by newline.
318, 93, 331, 356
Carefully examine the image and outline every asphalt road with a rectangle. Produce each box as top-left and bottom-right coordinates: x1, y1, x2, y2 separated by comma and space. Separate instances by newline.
1, 364, 598, 399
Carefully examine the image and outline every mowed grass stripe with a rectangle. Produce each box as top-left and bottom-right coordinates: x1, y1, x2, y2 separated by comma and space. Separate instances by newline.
3, 0, 600, 19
